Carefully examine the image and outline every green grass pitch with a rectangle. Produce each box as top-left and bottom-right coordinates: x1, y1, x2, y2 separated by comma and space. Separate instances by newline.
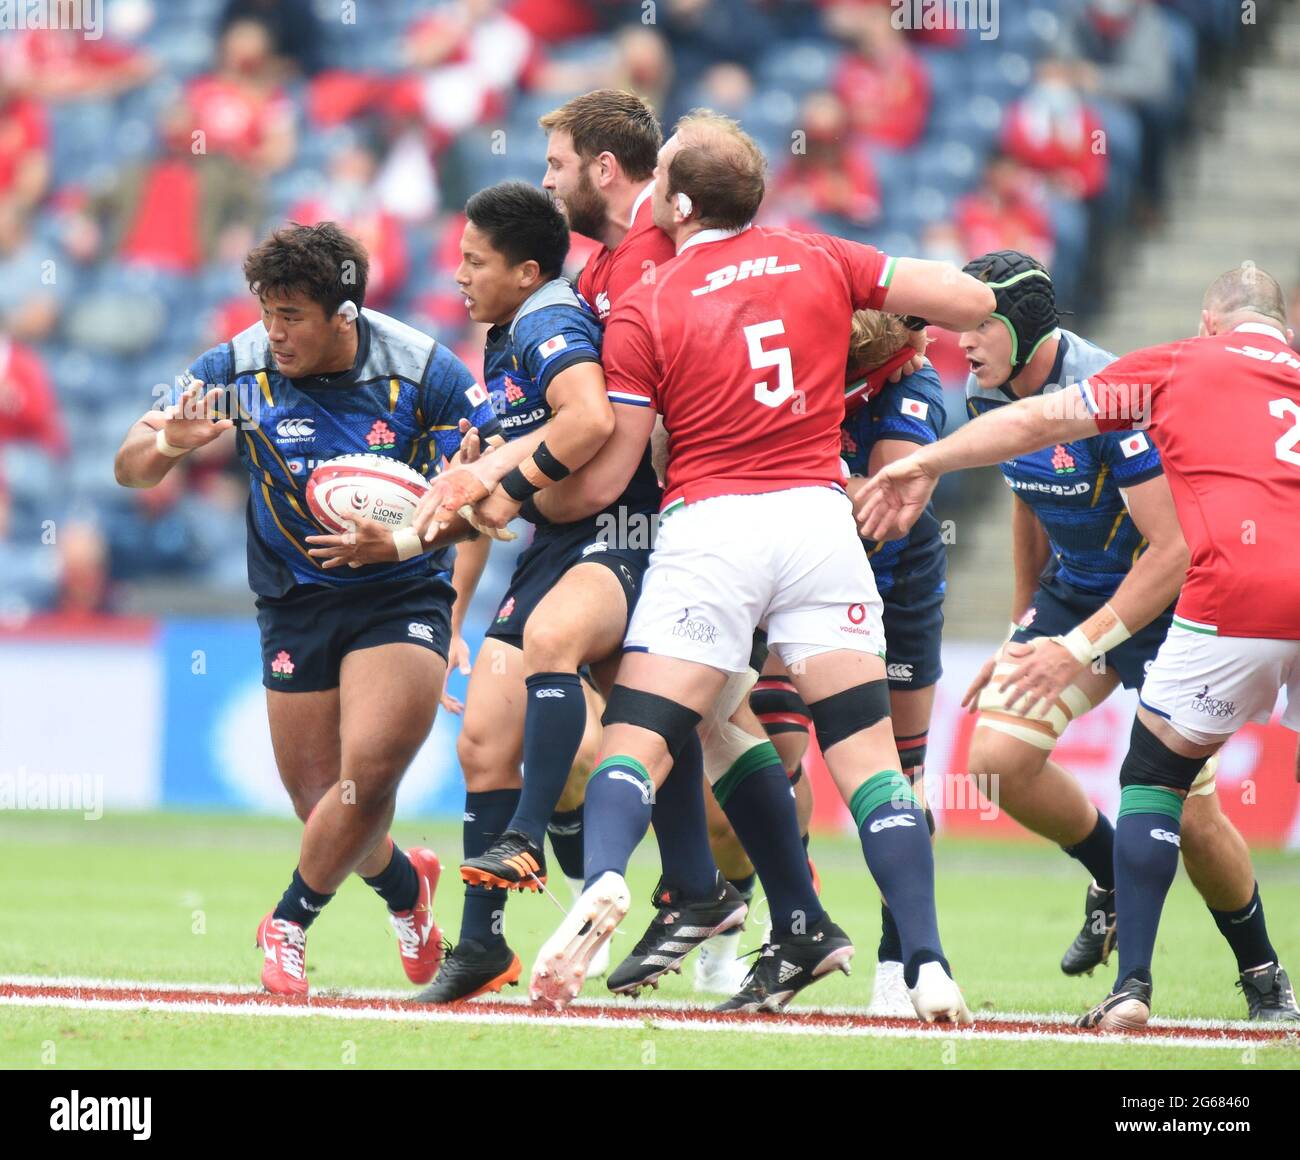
2, 812, 1298, 1070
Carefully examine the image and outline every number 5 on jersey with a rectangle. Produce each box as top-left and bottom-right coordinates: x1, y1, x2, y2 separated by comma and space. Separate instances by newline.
746, 320, 794, 409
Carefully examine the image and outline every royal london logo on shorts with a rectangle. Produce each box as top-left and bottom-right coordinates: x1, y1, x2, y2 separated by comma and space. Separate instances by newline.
886, 663, 914, 682
407, 622, 434, 643
1190, 684, 1236, 719
270, 649, 295, 679
671, 607, 718, 646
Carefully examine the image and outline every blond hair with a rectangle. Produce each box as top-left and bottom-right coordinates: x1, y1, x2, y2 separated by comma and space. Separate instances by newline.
848, 310, 910, 373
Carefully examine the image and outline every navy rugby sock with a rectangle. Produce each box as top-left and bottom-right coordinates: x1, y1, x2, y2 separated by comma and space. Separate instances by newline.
1063, 810, 1116, 892
513, 672, 586, 845
362, 843, 420, 912
650, 734, 718, 899
714, 744, 824, 938
583, 757, 654, 886
547, 805, 586, 881
1210, 883, 1276, 974
1113, 785, 1184, 983
460, 789, 519, 948
851, 770, 943, 985
274, 868, 335, 931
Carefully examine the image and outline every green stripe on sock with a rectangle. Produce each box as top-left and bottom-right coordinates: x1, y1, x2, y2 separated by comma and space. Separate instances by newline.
711, 741, 781, 808
1118, 784, 1184, 823
848, 770, 917, 830
590, 754, 651, 786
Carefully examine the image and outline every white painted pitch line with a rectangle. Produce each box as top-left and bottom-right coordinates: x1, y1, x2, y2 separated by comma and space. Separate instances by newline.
0, 975, 1272, 1034
0, 992, 1283, 1051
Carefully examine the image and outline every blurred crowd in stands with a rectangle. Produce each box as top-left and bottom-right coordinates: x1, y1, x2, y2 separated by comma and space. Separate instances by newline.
0, 0, 1264, 615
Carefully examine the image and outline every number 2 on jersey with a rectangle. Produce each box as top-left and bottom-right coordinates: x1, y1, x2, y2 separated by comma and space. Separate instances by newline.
745, 320, 794, 408
1269, 397, 1300, 466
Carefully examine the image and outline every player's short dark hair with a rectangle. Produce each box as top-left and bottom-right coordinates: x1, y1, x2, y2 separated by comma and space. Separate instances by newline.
465, 180, 571, 279
243, 221, 369, 316
668, 110, 767, 232
538, 89, 661, 182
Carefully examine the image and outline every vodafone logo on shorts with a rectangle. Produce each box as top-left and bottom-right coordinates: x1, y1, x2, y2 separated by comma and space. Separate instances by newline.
847, 603, 868, 625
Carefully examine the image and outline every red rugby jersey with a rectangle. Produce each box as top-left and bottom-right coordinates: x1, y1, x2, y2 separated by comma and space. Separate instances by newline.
1081, 323, 1300, 639
602, 224, 894, 508
576, 182, 676, 322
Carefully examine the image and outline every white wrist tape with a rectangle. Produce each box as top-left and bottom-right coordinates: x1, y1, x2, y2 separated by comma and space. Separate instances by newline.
155, 429, 188, 458
392, 527, 423, 561
1055, 603, 1131, 664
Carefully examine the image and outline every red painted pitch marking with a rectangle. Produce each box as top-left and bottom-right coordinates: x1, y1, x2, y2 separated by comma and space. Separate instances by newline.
2, 982, 1295, 1043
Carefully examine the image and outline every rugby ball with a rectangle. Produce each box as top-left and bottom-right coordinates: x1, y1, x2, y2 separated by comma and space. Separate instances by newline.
306, 453, 430, 534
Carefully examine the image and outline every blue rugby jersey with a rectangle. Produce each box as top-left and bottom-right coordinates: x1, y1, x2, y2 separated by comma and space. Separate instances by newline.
841, 361, 947, 596
965, 329, 1164, 596
483, 278, 660, 524
177, 308, 498, 597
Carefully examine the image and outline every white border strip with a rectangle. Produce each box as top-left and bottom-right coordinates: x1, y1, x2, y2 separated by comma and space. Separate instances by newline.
0, 993, 1275, 1050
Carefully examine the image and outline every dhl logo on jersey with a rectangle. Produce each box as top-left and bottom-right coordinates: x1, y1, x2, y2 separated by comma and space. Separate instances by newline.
691, 256, 801, 297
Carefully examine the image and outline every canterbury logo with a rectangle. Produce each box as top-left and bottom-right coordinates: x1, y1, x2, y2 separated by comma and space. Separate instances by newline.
886, 663, 914, 681
407, 622, 434, 642
1150, 827, 1181, 847
275, 418, 315, 439
534, 688, 566, 698
608, 770, 652, 805
869, 814, 917, 833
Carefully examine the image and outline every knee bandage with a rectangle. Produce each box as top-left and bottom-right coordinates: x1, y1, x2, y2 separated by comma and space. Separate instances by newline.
1119, 715, 1210, 794
750, 675, 812, 737
602, 685, 702, 759
896, 730, 928, 773
807, 680, 890, 752
975, 662, 1094, 751
700, 670, 771, 786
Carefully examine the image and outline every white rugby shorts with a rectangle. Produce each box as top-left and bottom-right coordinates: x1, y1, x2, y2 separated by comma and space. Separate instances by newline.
624, 486, 885, 673
1139, 619, 1300, 745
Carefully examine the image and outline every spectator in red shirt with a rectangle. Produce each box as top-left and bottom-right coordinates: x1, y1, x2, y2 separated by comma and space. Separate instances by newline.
770, 91, 881, 227
65, 105, 263, 277
185, 19, 296, 175
0, 77, 49, 217
0, 26, 154, 101
955, 153, 1056, 268
1002, 58, 1109, 201
831, 2, 931, 150
0, 333, 66, 457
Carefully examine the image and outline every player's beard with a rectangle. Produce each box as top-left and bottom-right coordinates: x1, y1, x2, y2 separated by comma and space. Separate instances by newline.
563, 168, 607, 241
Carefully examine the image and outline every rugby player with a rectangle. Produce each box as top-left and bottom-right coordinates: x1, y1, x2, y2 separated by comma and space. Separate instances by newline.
113, 222, 497, 996
411, 181, 662, 1003
694, 311, 950, 1012
859, 263, 1300, 1029
510, 111, 995, 1016
949, 252, 1296, 1022
431, 92, 759, 1000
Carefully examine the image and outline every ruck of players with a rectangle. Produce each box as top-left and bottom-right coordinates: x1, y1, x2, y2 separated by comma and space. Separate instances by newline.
115, 87, 1300, 1032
